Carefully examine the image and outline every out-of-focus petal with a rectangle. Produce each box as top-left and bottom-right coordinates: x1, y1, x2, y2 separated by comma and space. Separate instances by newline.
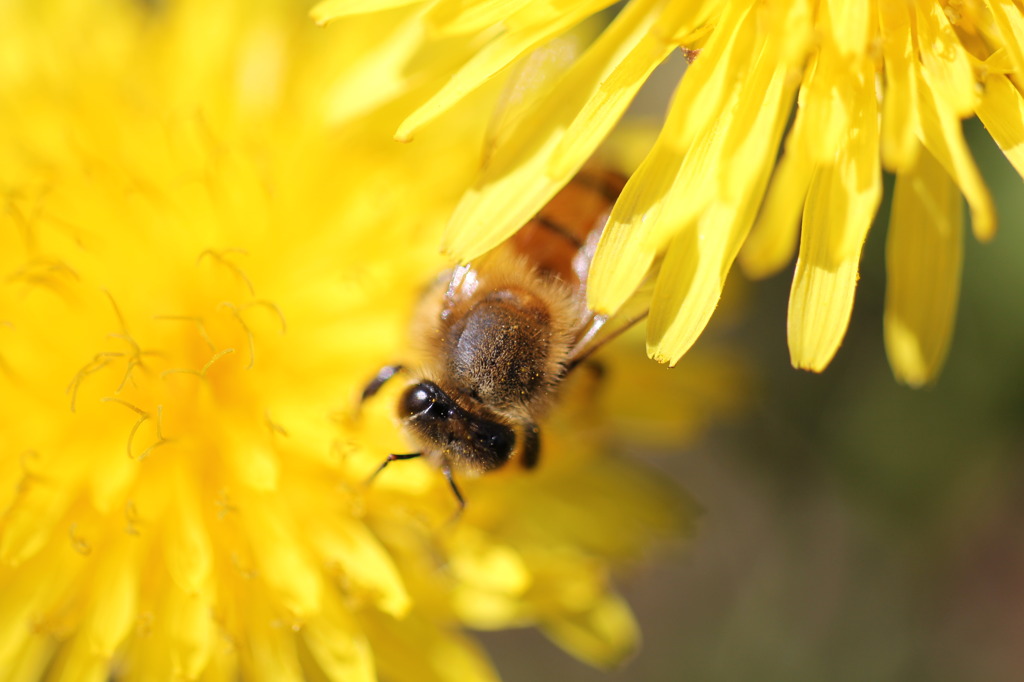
884, 145, 963, 387
788, 74, 881, 371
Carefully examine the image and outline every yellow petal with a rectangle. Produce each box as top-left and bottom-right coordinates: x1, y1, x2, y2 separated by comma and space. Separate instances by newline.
305, 515, 411, 618
243, 495, 322, 619
396, 6, 598, 142
3, 632, 51, 682
0, 548, 63, 669
310, 0, 425, 25
988, 0, 1024, 77
302, 592, 376, 682
540, 590, 639, 670
878, 1, 920, 170
738, 125, 812, 279
739, 56, 824, 279
976, 71, 1024, 179
51, 636, 110, 682
788, 172, 863, 371
427, 0, 533, 36
915, 62, 995, 241
661, 0, 757, 149
226, 432, 279, 492
321, 14, 429, 124
244, 599, 303, 682
884, 145, 963, 387
915, 0, 979, 117
647, 53, 795, 364
163, 473, 212, 596
829, 67, 881, 262
822, 0, 872, 56
547, 31, 674, 180
450, 537, 530, 594
586, 145, 673, 315
362, 612, 501, 682
0, 472, 69, 567
788, 92, 881, 371
442, 0, 662, 261
165, 586, 216, 681
85, 540, 139, 656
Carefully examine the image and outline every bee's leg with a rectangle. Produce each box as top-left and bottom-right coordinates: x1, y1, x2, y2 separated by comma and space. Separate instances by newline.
367, 452, 422, 484
360, 364, 405, 404
520, 422, 541, 469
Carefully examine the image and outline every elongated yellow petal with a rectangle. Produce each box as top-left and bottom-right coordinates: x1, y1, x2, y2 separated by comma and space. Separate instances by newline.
243, 495, 323, 619
739, 53, 824, 279
163, 586, 215, 681
647, 45, 795, 363
310, 0, 425, 24
788, 170, 863, 372
915, 62, 995, 241
547, 30, 674, 180
799, 48, 855, 165
885, 145, 963, 387
988, 0, 1024, 78
396, 5, 599, 141
646, 201, 753, 365
915, 1, 979, 117
164, 472, 212, 596
830, 65, 881, 262
442, 0, 661, 261
305, 516, 411, 618
878, 1, 919, 170
661, 0, 756, 149
540, 591, 639, 670
823, 0, 872, 56
86, 541, 139, 656
245, 599, 304, 682
4, 633, 51, 682
587, 139, 681, 315
788, 96, 881, 371
427, 0, 533, 36
362, 612, 502, 682
976, 72, 1024, 179
322, 15, 429, 124
302, 593, 376, 682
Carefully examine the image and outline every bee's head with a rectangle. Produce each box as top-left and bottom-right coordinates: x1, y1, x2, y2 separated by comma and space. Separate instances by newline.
398, 381, 516, 473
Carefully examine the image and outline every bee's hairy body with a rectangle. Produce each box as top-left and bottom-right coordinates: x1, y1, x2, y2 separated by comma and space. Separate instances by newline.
363, 169, 628, 506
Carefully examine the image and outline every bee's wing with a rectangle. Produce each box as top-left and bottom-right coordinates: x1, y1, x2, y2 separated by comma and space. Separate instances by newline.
566, 275, 655, 372
482, 32, 584, 170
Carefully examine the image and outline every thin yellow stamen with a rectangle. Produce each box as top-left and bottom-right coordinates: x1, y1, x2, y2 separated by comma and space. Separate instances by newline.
198, 249, 256, 296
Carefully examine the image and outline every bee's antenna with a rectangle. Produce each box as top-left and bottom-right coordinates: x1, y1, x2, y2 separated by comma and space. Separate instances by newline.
360, 364, 405, 404
441, 463, 466, 526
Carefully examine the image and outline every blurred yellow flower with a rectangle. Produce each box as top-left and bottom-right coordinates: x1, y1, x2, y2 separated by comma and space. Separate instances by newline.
314, 0, 1024, 387
0, 0, 701, 680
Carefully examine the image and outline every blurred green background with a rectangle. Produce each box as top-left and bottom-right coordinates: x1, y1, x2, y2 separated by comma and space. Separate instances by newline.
479, 87, 1024, 681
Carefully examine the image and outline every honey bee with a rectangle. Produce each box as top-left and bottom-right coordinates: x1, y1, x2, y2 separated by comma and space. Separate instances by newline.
361, 166, 648, 510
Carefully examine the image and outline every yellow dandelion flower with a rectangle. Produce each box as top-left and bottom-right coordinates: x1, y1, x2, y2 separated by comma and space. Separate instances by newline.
314, 0, 1024, 387
0, 0, 701, 680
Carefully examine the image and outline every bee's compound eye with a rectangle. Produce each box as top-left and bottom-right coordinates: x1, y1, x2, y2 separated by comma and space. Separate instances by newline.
400, 385, 432, 416
399, 382, 448, 419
